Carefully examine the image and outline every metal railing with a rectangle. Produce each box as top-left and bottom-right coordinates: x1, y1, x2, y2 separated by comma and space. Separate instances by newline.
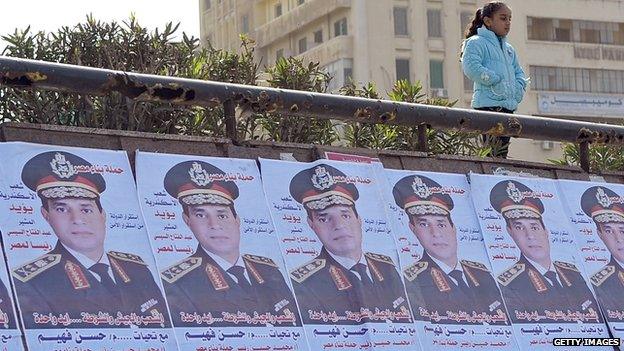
2, 56, 624, 172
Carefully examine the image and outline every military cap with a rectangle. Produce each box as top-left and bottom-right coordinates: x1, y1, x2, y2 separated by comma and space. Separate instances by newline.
392, 174, 454, 216
489, 180, 544, 220
289, 164, 359, 210
581, 186, 624, 224
164, 160, 239, 206
22, 151, 106, 199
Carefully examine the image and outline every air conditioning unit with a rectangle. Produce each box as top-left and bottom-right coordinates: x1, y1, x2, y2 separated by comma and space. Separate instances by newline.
431, 88, 448, 98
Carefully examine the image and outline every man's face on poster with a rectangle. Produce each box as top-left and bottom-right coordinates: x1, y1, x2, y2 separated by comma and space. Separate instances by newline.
183, 203, 241, 257
41, 197, 106, 255
507, 218, 550, 263
409, 214, 457, 263
308, 204, 362, 258
597, 222, 624, 263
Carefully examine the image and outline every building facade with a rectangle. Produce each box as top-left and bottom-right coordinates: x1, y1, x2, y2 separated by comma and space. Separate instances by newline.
199, 0, 624, 163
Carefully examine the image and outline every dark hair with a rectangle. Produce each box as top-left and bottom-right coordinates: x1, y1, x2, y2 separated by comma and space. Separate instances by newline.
41, 196, 104, 213
182, 203, 238, 218
306, 204, 359, 221
463, 2, 508, 39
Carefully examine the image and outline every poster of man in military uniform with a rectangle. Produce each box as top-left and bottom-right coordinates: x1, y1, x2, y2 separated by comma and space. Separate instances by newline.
557, 180, 624, 340
0, 143, 177, 351
470, 174, 610, 350
136, 152, 307, 351
261, 159, 419, 350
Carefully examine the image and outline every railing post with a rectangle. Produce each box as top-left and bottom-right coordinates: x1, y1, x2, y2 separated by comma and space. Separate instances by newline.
223, 100, 238, 143
579, 141, 590, 173
417, 124, 428, 152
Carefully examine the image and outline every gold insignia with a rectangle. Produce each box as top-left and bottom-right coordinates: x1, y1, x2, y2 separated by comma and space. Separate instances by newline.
109, 257, 130, 283
528, 269, 547, 293
365, 258, 384, 282
590, 266, 615, 287
189, 162, 211, 186
311, 166, 335, 190
403, 261, 427, 282
497, 263, 525, 286
244, 260, 264, 284
431, 268, 451, 292
364, 252, 395, 265
12, 254, 61, 283
50, 152, 76, 179
243, 254, 277, 267
461, 260, 490, 272
161, 257, 202, 283
64, 261, 90, 290
329, 265, 352, 291
554, 265, 572, 287
462, 266, 480, 287
108, 251, 146, 265
205, 263, 229, 291
554, 261, 579, 272
290, 259, 325, 283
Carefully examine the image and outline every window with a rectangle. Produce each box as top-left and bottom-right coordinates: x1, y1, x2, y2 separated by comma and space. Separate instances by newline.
204, 0, 211, 9
393, 7, 408, 36
460, 12, 472, 38
241, 15, 249, 34
276, 49, 284, 60
324, 59, 353, 92
429, 60, 444, 88
396, 59, 410, 82
528, 17, 624, 45
530, 65, 624, 94
298, 37, 307, 54
314, 29, 323, 44
334, 18, 348, 37
427, 9, 442, 38
275, 3, 282, 18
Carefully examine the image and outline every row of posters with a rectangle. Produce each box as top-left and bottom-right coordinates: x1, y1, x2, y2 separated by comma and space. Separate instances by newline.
0, 142, 620, 350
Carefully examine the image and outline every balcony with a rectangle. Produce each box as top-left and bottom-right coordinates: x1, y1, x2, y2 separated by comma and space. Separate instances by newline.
298, 35, 353, 66
254, 0, 352, 49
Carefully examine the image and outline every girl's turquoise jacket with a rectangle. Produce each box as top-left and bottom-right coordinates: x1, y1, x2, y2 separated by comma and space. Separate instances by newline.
462, 26, 529, 112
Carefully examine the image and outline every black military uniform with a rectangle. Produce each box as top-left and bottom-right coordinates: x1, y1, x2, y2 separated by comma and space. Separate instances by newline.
491, 180, 602, 324
162, 160, 299, 327
15, 151, 170, 329
0, 280, 16, 329
289, 164, 412, 325
393, 174, 507, 325
582, 186, 624, 323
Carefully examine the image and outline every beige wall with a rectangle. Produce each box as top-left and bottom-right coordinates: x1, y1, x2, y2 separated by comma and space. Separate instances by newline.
200, 0, 624, 163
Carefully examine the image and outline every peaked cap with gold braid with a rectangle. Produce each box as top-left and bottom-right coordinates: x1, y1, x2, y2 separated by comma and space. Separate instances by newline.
581, 186, 624, 225
490, 180, 544, 221
164, 160, 239, 206
392, 174, 454, 217
289, 164, 359, 211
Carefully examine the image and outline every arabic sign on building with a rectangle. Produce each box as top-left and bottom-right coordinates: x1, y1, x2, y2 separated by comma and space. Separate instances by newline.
538, 92, 624, 118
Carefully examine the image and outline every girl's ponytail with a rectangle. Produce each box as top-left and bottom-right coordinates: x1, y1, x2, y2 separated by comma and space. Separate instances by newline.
464, 8, 483, 39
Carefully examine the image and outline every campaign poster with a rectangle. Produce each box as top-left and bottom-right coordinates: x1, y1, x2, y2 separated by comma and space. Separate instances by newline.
0, 142, 176, 351
0, 243, 24, 350
382, 169, 516, 350
557, 179, 624, 340
260, 158, 420, 350
135, 152, 307, 351
469, 174, 610, 350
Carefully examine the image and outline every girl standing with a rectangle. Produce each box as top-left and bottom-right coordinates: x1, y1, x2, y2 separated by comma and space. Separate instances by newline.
461, 1, 528, 158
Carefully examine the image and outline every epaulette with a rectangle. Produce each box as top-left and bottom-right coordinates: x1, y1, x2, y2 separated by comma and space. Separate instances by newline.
12, 254, 61, 283
461, 259, 490, 272
365, 252, 395, 265
554, 261, 579, 272
161, 257, 202, 283
243, 254, 277, 267
497, 263, 525, 286
108, 251, 147, 265
403, 261, 428, 282
591, 265, 615, 287
290, 259, 325, 283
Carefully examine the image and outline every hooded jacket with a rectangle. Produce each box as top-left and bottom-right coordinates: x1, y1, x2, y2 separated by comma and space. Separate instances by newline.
462, 26, 528, 111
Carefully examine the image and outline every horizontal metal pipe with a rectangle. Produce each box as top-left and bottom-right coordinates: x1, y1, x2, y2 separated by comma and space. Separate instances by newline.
2, 56, 624, 145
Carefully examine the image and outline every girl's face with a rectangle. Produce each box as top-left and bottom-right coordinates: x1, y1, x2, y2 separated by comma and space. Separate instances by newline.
484, 5, 512, 37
